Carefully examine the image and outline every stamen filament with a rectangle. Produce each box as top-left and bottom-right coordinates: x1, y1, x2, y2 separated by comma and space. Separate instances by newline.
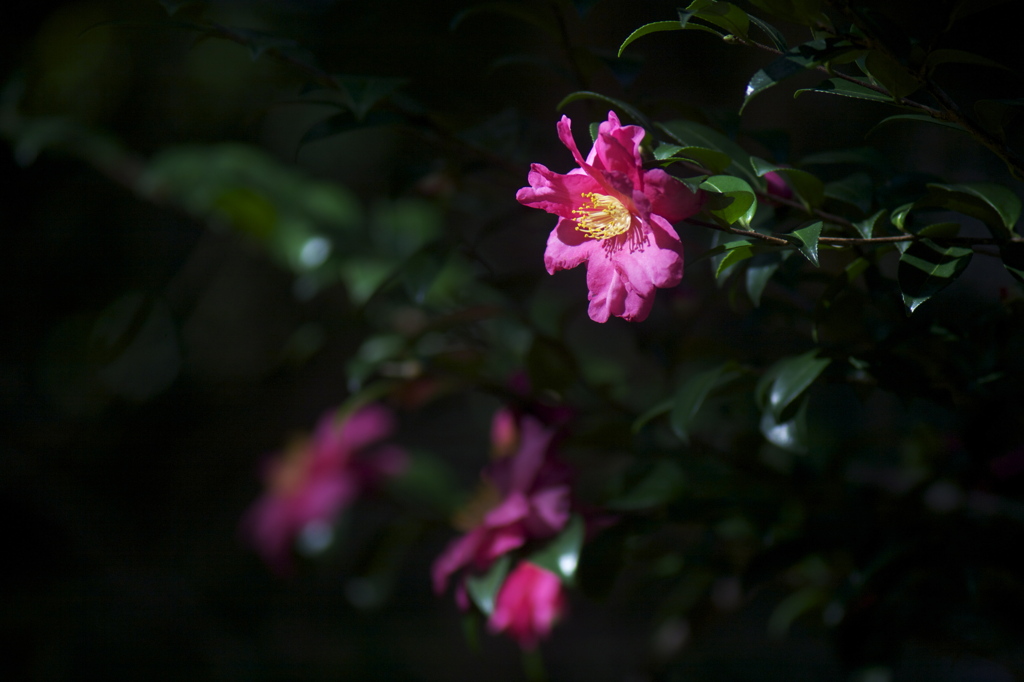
573, 192, 632, 240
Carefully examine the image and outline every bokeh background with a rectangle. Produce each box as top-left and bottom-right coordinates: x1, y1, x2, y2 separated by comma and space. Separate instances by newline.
4, 0, 1024, 680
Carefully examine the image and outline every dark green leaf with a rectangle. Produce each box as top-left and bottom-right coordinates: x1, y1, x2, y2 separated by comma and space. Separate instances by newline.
618, 21, 685, 57
924, 48, 1011, 75
465, 555, 511, 616
919, 182, 1021, 239
795, 78, 897, 104
867, 114, 968, 138
657, 120, 760, 186
632, 398, 673, 433
694, 238, 753, 264
757, 350, 830, 420
670, 364, 739, 441
529, 515, 585, 583
747, 12, 788, 51
605, 460, 686, 510
556, 91, 650, 130
655, 144, 732, 172
863, 51, 920, 99
741, 38, 857, 113
917, 222, 960, 239
799, 147, 890, 170
760, 396, 810, 453
746, 251, 786, 305
999, 242, 1024, 284
685, 0, 750, 39
751, 157, 824, 208
158, 0, 200, 15
854, 209, 887, 239
823, 172, 873, 213
898, 238, 974, 313
700, 175, 757, 226
790, 222, 823, 265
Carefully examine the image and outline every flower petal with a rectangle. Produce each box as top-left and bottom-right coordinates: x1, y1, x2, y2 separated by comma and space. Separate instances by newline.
585, 253, 629, 323
643, 168, 704, 223
517, 165, 597, 219
545, 217, 599, 274
587, 111, 645, 189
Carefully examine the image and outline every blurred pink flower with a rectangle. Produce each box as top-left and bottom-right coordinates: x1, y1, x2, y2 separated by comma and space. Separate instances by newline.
432, 410, 571, 604
516, 111, 704, 322
243, 404, 406, 573
763, 170, 794, 203
488, 561, 566, 650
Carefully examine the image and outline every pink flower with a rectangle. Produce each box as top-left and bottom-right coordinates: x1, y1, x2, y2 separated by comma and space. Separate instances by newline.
762, 170, 794, 205
432, 410, 571, 602
489, 561, 566, 650
243, 404, 406, 573
516, 111, 704, 322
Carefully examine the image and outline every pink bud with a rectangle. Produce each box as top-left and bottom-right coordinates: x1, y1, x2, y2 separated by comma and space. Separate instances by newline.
488, 561, 566, 649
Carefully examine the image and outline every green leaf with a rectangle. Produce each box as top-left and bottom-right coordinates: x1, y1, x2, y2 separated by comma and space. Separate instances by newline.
212, 24, 300, 61
747, 12, 788, 51
556, 91, 650, 130
618, 21, 685, 57
768, 585, 828, 638
657, 119, 760, 186
655, 144, 732, 172
999, 242, 1024, 284
750, 157, 824, 208
757, 349, 830, 421
529, 515, 585, 583
854, 209, 887, 239
746, 251, 785, 305
632, 398, 673, 433
670, 364, 740, 441
795, 78, 896, 104
606, 460, 686, 510
715, 241, 755, 279
866, 114, 968, 138
917, 222, 960, 239
863, 51, 920, 99
790, 222, 823, 265
335, 75, 407, 119
924, 48, 1010, 75
741, 38, 857, 113
898, 238, 974, 313
465, 555, 512, 616
700, 175, 757, 227
823, 172, 873, 214
339, 258, 397, 306
684, 0, 750, 39
890, 202, 914, 232
919, 183, 1021, 240
760, 396, 810, 453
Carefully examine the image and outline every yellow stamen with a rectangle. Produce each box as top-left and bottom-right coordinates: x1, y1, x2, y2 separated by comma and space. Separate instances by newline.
573, 192, 632, 240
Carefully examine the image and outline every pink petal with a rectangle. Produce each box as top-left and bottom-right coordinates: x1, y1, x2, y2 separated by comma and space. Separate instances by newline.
432, 529, 486, 593
612, 218, 685, 294
507, 417, 555, 492
337, 404, 395, 453
587, 111, 645, 188
545, 217, 599, 274
488, 561, 565, 650
527, 485, 571, 535
584, 252, 629, 323
516, 165, 597, 219
483, 491, 531, 527
643, 168, 704, 223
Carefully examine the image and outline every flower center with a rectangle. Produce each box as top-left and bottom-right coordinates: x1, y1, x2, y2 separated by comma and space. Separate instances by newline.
573, 192, 632, 240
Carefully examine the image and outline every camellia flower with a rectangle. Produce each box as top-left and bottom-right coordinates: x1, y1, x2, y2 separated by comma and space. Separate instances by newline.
432, 410, 571, 606
488, 561, 566, 650
516, 111, 704, 322
243, 404, 406, 573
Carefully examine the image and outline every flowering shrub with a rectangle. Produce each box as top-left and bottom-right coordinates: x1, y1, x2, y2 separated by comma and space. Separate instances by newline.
8, 0, 1024, 679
